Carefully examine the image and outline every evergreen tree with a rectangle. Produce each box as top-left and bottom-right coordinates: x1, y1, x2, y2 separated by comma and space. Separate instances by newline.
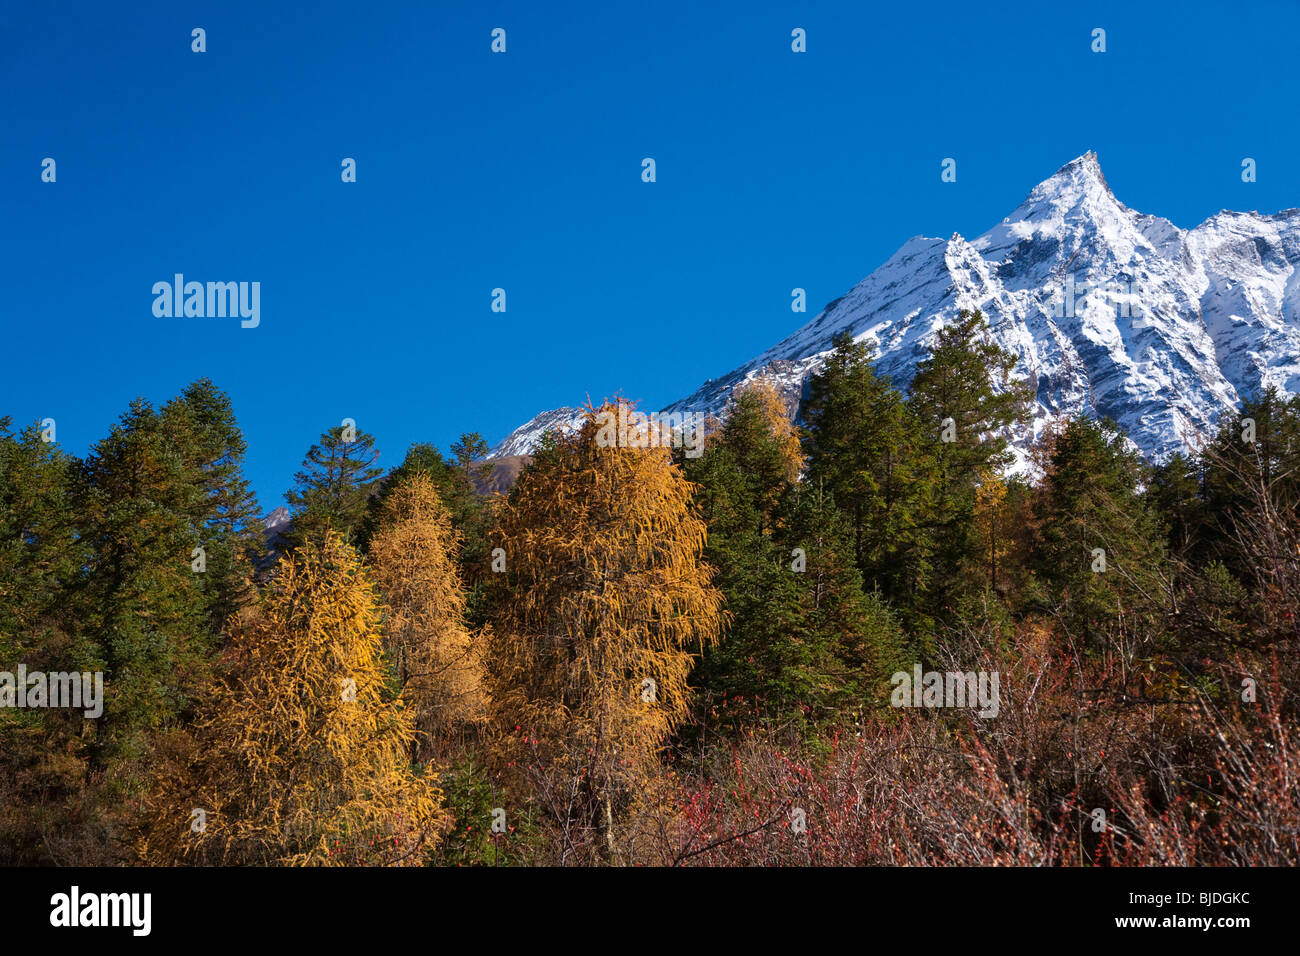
0, 420, 98, 863
161, 379, 262, 635
907, 309, 1032, 605
1148, 452, 1206, 562
4, 384, 260, 858
776, 483, 908, 723
714, 376, 803, 531
1200, 389, 1300, 576
0, 419, 83, 644
285, 424, 383, 548
1176, 392, 1300, 656
1030, 417, 1169, 657
450, 432, 491, 476
685, 392, 904, 733
75, 399, 210, 758
685, 443, 791, 729
800, 332, 937, 627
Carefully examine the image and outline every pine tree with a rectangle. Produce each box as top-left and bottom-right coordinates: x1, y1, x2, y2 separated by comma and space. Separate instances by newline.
161, 379, 262, 635
5, 385, 259, 860
285, 424, 383, 548
135, 532, 445, 865
0, 419, 82, 644
75, 399, 210, 758
1030, 417, 1169, 658
485, 402, 725, 862
1200, 389, 1300, 576
369, 473, 487, 758
680, 438, 776, 726
450, 432, 492, 478
685, 388, 904, 733
800, 332, 937, 627
1148, 451, 1205, 562
0, 419, 99, 863
716, 376, 803, 531
1182, 392, 1300, 654
776, 483, 908, 723
684, 453, 791, 730
907, 309, 1032, 604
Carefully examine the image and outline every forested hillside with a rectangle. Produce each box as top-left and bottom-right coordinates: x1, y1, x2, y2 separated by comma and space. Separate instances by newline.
3, 316, 1298, 865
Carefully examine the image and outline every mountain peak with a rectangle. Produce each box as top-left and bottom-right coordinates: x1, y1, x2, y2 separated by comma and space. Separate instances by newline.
264, 506, 290, 533
1073, 149, 1102, 173
980, 151, 1130, 251
493, 155, 1300, 471
1056, 149, 1105, 181
1025, 150, 1114, 206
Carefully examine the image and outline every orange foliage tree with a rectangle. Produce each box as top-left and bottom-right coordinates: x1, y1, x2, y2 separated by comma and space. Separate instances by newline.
486, 401, 726, 862
136, 532, 445, 865
369, 472, 487, 758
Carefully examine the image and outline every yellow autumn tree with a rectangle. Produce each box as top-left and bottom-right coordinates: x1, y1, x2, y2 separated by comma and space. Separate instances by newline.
732, 373, 804, 484
135, 532, 445, 866
369, 472, 487, 758
971, 468, 1009, 592
486, 401, 726, 863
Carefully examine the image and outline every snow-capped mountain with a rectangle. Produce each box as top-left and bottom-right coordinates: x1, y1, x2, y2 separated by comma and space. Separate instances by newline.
264, 506, 291, 537
492, 406, 589, 459
491, 152, 1300, 464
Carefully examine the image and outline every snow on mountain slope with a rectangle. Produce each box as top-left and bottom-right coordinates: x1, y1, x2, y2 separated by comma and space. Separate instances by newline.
491, 153, 1300, 465
490, 406, 589, 459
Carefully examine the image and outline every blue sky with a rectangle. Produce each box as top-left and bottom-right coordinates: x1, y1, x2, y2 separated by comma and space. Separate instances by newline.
3, 0, 1297, 511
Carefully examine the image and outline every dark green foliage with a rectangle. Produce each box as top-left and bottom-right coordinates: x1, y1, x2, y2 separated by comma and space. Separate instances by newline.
161, 380, 263, 635
686, 396, 906, 734
776, 484, 909, 711
2, 383, 262, 860
428, 753, 539, 866
75, 399, 212, 757
1148, 452, 1205, 561
4, 368, 1298, 867
1199, 389, 1300, 575
1149, 390, 1300, 662
708, 384, 802, 532
0, 419, 83, 644
800, 332, 937, 631
285, 423, 384, 548
1030, 417, 1169, 652
449, 432, 491, 470
907, 309, 1033, 606
70, 383, 262, 759
0, 420, 101, 863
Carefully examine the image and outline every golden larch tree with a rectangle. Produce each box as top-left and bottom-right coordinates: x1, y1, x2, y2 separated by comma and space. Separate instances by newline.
972, 468, 1009, 592
486, 401, 726, 863
369, 472, 487, 758
135, 532, 445, 866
